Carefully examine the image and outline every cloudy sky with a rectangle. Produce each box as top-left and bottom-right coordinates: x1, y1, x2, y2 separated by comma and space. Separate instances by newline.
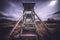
0, 0, 60, 21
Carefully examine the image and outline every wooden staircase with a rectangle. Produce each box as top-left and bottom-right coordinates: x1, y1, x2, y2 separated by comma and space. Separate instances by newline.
8, 3, 40, 40
19, 3, 38, 40
20, 26, 38, 40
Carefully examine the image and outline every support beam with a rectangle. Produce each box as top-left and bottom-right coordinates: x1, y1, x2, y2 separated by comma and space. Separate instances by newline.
8, 14, 23, 38
33, 10, 51, 34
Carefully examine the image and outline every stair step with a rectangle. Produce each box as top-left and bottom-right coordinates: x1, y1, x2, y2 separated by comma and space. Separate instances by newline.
20, 33, 38, 40
23, 27, 36, 30
24, 23, 34, 25
22, 29, 36, 34
22, 27, 36, 34
20, 33, 37, 37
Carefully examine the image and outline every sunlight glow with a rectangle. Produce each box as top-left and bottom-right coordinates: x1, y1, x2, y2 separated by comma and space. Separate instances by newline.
49, 0, 56, 6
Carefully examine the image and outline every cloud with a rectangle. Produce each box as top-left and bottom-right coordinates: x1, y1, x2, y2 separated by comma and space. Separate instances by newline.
0, 0, 59, 21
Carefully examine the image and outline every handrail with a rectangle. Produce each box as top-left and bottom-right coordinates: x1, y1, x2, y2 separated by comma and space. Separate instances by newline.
8, 14, 23, 38
33, 10, 51, 35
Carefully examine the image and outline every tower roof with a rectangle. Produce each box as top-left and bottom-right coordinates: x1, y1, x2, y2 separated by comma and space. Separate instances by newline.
23, 3, 35, 11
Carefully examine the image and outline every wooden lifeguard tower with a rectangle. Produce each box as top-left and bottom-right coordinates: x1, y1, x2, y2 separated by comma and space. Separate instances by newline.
8, 2, 49, 40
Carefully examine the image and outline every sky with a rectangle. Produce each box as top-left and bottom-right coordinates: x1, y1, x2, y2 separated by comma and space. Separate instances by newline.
0, 0, 60, 21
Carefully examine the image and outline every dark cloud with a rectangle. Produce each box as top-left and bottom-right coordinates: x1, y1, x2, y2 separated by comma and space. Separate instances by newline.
0, 0, 9, 11
0, 0, 60, 21
0, 13, 13, 18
